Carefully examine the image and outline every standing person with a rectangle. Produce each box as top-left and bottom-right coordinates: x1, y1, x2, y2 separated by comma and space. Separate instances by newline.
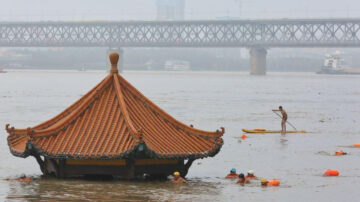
273, 106, 288, 132
171, 171, 187, 184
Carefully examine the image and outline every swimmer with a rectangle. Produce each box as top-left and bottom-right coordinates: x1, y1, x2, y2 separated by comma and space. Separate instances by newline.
335, 150, 347, 155
18, 174, 32, 182
236, 173, 250, 185
261, 178, 268, 186
246, 170, 258, 180
171, 171, 187, 184
261, 178, 280, 186
4, 174, 32, 182
225, 168, 238, 179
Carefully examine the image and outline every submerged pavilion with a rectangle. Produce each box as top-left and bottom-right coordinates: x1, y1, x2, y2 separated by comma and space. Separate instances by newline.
6, 53, 225, 178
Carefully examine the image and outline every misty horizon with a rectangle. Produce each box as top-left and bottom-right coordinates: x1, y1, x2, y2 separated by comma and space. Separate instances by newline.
0, 0, 360, 21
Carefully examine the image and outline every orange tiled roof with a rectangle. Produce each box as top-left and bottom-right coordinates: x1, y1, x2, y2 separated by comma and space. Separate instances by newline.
6, 53, 224, 160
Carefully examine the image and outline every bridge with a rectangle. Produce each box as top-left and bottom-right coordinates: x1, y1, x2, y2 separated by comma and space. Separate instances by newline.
1, 19, 360, 74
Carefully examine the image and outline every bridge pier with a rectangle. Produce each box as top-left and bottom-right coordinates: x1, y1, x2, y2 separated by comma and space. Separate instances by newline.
107, 48, 124, 73
249, 47, 267, 75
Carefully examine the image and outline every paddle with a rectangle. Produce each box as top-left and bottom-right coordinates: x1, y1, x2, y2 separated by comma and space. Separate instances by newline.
272, 110, 297, 131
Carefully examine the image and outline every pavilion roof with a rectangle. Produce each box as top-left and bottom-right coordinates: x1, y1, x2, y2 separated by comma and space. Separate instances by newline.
6, 53, 224, 160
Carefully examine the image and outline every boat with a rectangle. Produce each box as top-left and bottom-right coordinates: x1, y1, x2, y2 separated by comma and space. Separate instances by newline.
242, 129, 306, 134
317, 52, 360, 75
0, 68, 7, 73
78, 67, 86, 72
164, 60, 191, 71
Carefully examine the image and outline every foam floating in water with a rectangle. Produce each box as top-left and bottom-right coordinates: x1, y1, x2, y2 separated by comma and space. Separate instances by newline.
324, 169, 339, 176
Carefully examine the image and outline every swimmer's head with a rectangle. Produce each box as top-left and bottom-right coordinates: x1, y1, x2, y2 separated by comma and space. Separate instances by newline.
279, 106, 283, 110
261, 178, 268, 185
231, 168, 236, 173
20, 173, 26, 179
173, 171, 180, 176
238, 173, 245, 179
247, 170, 254, 175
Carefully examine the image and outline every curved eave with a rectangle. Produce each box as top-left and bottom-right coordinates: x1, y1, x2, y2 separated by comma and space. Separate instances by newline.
23, 137, 223, 160
9, 148, 30, 158
28, 142, 140, 160
144, 138, 224, 160
7, 134, 31, 158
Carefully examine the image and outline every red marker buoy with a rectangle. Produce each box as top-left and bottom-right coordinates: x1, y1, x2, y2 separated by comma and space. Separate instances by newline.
267, 179, 280, 186
324, 169, 339, 176
241, 134, 247, 139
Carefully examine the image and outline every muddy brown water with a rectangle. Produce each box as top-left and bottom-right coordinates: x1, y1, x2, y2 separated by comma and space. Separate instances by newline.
1, 70, 360, 201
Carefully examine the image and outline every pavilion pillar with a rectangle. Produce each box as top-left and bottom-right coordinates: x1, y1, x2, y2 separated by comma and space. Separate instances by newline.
107, 48, 124, 73
249, 47, 267, 75
58, 159, 66, 178
124, 159, 135, 179
32, 153, 47, 175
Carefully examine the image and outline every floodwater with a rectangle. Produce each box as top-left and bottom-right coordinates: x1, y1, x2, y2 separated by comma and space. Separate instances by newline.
1, 70, 360, 201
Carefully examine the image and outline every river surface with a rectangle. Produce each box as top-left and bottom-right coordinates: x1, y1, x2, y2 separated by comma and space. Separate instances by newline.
0, 70, 360, 201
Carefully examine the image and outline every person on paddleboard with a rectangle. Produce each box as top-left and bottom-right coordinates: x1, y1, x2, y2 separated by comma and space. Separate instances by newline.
272, 106, 288, 132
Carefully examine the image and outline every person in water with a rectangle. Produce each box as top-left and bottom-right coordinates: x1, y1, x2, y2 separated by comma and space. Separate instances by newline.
171, 171, 187, 184
261, 178, 268, 186
246, 170, 258, 180
261, 178, 280, 186
236, 173, 250, 185
225, 168, 238, 179
273, 106, 288, 132
18, 174, 32, 182
4, 174, 32, 182
335, 150, 347, 155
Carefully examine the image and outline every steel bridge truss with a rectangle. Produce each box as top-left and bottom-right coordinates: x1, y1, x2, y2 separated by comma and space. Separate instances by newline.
1, 19, 360, 47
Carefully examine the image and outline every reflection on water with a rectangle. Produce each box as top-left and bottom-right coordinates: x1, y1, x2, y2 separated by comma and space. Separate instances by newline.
6, 177, 222, 201
1, 70, 360, 201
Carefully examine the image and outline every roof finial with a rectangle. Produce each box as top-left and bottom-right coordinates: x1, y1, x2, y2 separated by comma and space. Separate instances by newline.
109, 52, 119, 74
5, 124, 11, 133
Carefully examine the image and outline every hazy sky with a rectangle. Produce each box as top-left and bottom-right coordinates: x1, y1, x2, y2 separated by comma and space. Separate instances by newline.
0, 0, 359, 21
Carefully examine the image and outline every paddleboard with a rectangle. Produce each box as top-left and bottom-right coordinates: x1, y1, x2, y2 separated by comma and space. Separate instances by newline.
242, 129, 306, 134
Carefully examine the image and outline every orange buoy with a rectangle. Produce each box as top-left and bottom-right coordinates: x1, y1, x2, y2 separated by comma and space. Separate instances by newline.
241, 134, 247, 139
354, 144, 360, 147
335, 150, 346, 155
324, 169, 339, 176
267, 179, 280, 186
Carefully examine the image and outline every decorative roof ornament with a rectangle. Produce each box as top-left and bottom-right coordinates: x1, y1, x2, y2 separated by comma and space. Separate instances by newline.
109, 52, 119, 74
